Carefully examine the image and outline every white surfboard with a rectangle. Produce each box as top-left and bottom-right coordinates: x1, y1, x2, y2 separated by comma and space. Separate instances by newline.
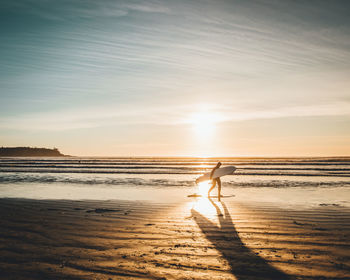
187, 194, 235, 198
196, 166, 236, 184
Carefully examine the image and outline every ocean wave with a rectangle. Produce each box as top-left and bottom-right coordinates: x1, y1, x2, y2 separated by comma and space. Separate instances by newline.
1, 158, 350, 166
0, 169, 349, 177
1, 173, 350, 188
0, 173, 195, 187
1, 157, 350, 178
1, 164, 350, 172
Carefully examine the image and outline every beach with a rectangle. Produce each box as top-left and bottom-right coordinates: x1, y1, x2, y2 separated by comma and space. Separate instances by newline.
0, 197, 349, 279
0, 158, 350, 279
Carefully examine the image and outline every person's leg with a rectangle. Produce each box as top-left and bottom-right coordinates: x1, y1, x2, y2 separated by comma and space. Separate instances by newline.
207, 180, 216, 197
217, 178, 221, 200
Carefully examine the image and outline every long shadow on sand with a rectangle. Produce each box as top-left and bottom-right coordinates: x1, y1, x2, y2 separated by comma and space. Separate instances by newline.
191, 198, 292, 280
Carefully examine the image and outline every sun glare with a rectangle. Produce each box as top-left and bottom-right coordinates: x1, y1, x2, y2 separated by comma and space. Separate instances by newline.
188, 111, 224, 157
190, 112, 222, 138
197, 181, 211, 196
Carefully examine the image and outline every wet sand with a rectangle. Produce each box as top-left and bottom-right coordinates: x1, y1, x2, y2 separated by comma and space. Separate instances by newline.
0, 197, 349, 279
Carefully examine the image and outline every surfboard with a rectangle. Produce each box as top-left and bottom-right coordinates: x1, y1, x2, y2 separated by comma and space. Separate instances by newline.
195, 166, 236, 184
187, 194, 235, 198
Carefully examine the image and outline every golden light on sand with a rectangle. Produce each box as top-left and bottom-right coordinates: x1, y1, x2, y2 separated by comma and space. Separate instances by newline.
197, 181, 210, 197
192, 197, 217, 217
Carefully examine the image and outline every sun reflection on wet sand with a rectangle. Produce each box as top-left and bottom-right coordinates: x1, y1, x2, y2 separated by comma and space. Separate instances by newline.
187, 196, 224, 222
197, 181, 210, 196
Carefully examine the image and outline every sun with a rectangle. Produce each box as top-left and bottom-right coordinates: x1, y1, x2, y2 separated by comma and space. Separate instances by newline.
190, 112, 221, 138
187, 111, 224, 157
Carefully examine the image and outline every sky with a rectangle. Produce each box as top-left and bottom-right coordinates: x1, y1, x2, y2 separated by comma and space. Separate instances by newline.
1, 0, 350, 157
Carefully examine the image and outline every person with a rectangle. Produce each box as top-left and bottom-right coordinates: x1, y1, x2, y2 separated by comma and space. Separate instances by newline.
208, 162, 222, 198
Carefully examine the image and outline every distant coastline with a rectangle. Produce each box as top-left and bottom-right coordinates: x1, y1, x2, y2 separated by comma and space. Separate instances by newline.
0, 147, 66, 157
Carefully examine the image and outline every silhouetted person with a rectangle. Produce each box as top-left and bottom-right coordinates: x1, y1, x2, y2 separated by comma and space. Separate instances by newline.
208, 162, 222, 198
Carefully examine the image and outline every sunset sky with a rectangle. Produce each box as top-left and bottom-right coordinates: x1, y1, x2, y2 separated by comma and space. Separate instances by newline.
1, 0, 350, 156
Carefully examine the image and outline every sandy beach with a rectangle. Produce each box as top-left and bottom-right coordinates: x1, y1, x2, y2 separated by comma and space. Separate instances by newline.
0, 196, 349, 280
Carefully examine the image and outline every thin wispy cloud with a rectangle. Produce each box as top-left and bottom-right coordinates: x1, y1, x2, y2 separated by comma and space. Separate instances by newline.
2, 101, 350, 131
1, 0, 349, 155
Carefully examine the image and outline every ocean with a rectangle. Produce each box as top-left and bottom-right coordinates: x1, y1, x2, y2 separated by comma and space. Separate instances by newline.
1, 157, 350, 203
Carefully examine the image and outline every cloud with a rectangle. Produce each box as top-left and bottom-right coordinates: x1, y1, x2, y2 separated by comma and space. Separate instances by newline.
1, 101, 350, 131
221, 102, 350, 122
1, 0, 350, 136
3, 0, 169, 21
